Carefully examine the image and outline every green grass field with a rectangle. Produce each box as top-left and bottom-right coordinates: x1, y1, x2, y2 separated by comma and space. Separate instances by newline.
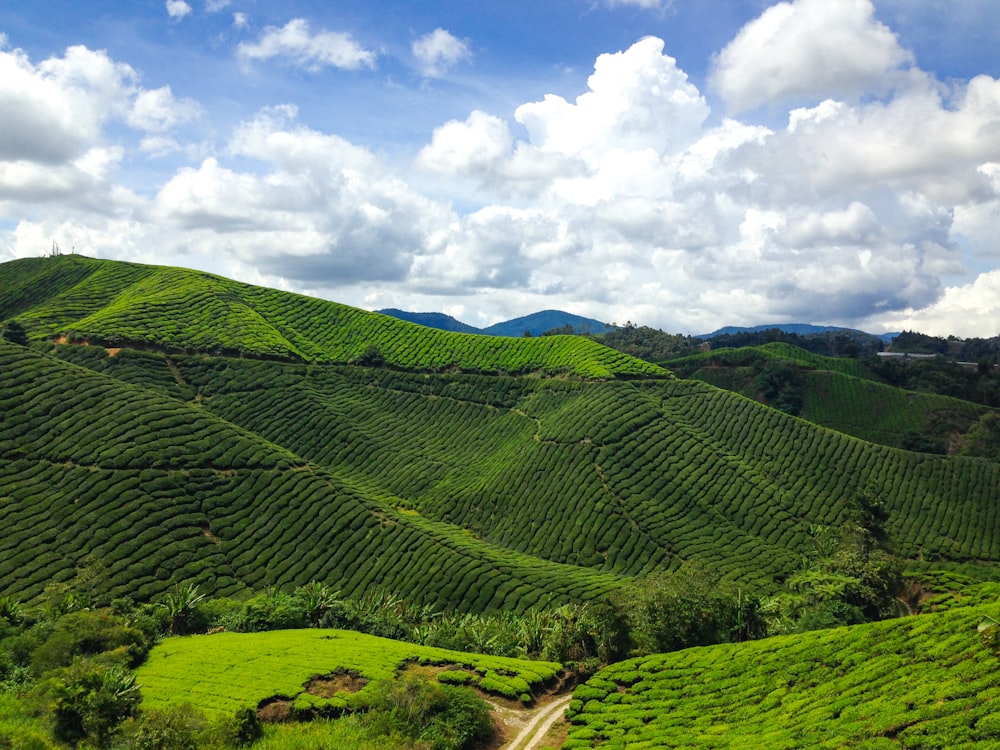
136, 629, 561, 718
564, 602, 1000, 748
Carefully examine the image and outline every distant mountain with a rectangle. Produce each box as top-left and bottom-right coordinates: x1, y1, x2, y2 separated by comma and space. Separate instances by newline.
378, 307, 614, 338
482, 310, 613, 337
699, 323, 896, 343
377, 308, 479, 334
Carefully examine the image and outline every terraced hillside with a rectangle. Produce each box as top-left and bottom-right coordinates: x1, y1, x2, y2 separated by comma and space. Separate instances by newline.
0, 255, 664, 379
563, 602, 1000, 748
3, 256, 1000, 612
669, 343, 993, 451
0, 341, 622, 608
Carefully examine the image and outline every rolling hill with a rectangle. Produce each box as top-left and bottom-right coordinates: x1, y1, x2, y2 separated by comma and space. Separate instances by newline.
668, 343, 995, 453
2, 255, 1000, 612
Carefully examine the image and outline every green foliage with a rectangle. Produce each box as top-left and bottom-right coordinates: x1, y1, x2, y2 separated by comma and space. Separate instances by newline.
612, 564, 758, 654
0, 320, 28, 347
157, 583, 207, 636
591, 324, 700, 363
669, 343, 992, 452
959, 412, 1000, 460
30, 610, 151, 676
359, 674, 493, 750
564, 603, 1000, 748
0, 255, 666, 379
38, 660, 140, 747
135, 628, 561, 719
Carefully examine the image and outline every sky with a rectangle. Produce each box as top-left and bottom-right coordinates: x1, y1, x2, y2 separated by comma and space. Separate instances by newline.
1, 1, 999, 336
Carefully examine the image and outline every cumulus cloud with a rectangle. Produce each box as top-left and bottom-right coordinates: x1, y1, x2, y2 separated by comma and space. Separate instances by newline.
0, 43, 197, 216
205, 0, 229, 11
872, 270, 1000, 337
127, 86, 200, 132
165, 0, 192, 20
147, 106, 448, 285
3, 9, 1000, 338
711, 0, 913, 112
236, 18, 376, 72
412, 28, 471, 78
0, 44, 137, 163
233, 12, 248, 29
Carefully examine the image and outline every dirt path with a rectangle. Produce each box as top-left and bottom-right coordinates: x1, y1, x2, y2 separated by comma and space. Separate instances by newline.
502, 694, 573, 750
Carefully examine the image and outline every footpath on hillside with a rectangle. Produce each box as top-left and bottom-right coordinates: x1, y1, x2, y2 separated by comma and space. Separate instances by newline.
495, 693, 573, 750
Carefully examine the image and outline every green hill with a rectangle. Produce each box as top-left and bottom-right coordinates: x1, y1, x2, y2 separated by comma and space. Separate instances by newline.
563, 602, 1000, 748
0, 255, 664, 379
0, 340, 622, 608
668, 343, 993, 452
3, 256, 1000, 612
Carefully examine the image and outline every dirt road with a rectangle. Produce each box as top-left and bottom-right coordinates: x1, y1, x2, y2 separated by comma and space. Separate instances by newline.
502, 694, 573, 750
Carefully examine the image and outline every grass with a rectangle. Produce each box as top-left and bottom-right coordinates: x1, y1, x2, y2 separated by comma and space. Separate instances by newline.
135, 629, 561, 718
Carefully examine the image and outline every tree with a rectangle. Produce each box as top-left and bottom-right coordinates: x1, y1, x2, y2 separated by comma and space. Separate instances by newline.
43, 661, 140, 747
1, 320, 28, 347
157, 583, 206, 636
614, 562, 744, 654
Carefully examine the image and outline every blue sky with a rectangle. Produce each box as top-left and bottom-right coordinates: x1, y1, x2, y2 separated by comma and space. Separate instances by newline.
2, 0, 999, 335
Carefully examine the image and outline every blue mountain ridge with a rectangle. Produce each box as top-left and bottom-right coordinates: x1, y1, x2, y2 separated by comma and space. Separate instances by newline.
377, 308, 613, 337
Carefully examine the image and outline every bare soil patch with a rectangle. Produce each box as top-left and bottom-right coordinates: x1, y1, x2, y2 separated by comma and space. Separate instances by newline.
305, 669, 368, 698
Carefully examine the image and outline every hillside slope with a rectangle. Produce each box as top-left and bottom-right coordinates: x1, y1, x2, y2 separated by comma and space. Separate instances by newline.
3, 257, 1000, 611
38, 342, 1000, 592
0, 256, 663, 379
669, 343, 993, 452
564, 602, 1000, 748
0, 341, 622, 608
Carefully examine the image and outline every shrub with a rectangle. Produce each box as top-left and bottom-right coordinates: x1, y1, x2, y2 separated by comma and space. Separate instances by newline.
360, 673, 493, 750
40, 661, 140, 747
113, 705, 207, 750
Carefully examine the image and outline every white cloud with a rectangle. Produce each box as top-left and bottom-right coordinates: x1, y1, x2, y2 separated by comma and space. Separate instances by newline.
412, 28, 471, 78
3, 19, 1000, 338
205, 0, 229, 11
236, 18, 376, 72
233, 12, 249, 29
165, 0, 193, 20
871, 270, 1000, 337
0, 44, 137, 164
711, 0, 913, 112
515, 37, 709, 162
127, 86, 200, 132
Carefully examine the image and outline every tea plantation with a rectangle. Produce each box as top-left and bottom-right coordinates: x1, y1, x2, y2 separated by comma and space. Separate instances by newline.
668, 343, 992, 451
136, 629, 561, 718
3, 255, 1000, 750
564, 602, 1000, 748
3, 255, 1000, 607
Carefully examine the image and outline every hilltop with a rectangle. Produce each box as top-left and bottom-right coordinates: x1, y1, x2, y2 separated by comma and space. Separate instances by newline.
0, 255, 662, 379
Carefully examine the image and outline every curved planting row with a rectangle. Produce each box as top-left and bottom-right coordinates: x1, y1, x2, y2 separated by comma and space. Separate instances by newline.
667, 342, 863, 377
0, 341, 623, 610
564, 602, 1000, 748
1, 255, 667, 379
166, 355, 1000, 590
799, 370, 986, 446
653, 381, 1000, 561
